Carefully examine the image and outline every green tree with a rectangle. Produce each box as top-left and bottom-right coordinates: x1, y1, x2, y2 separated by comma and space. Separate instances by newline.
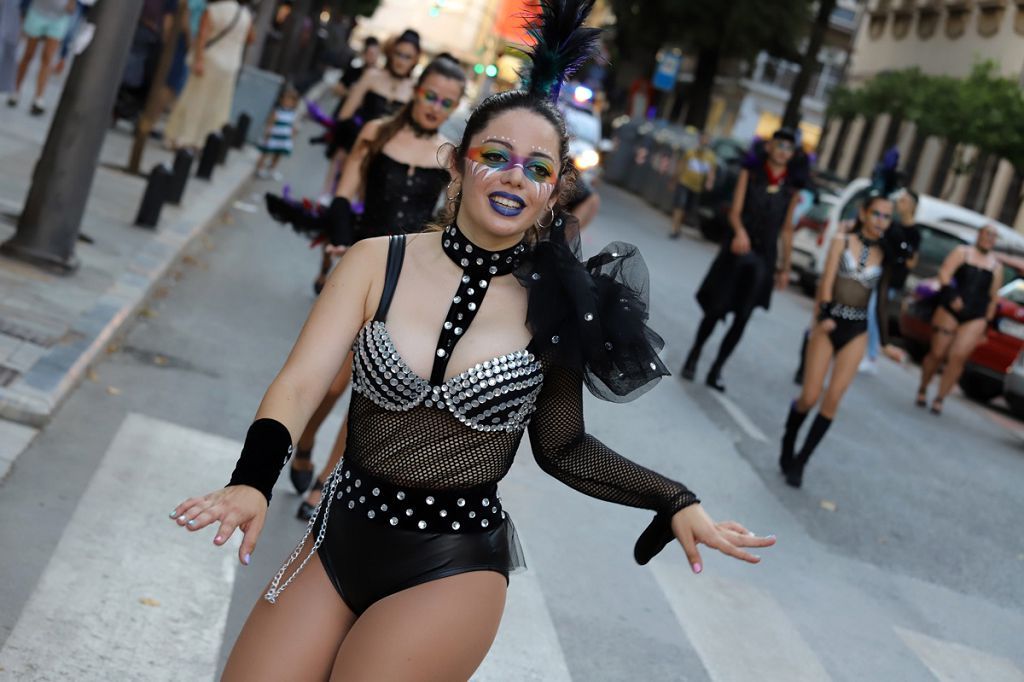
608, 0, 810, 127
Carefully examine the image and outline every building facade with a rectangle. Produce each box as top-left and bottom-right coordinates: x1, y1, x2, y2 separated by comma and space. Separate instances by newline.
817, 0, 1024, 228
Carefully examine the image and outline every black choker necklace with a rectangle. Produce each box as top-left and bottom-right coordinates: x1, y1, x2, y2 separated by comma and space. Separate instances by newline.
408, 117, 437, 139
427, 224, 527, 384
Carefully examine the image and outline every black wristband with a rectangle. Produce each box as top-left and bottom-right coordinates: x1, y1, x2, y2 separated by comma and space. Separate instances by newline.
817, 301, 833, 322
227, 418, 294, 504
325, 196, 354, 247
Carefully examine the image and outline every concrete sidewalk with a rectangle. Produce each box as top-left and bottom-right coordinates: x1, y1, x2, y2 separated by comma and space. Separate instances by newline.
0, 89, 256, 480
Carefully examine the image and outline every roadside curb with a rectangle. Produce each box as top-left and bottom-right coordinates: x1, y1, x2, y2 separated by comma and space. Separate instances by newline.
0, 156, 253, 425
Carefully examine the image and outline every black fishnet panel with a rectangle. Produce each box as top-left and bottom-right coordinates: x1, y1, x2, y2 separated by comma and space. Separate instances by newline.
526, 360, 697, 514
345, 392, 525, 489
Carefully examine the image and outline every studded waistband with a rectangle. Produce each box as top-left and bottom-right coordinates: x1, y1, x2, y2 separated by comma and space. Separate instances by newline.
330, 459, 505, 534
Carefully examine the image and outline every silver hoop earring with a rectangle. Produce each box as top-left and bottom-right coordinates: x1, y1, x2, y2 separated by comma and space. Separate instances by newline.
445, 181, 460, 209
537, 206, 555, 229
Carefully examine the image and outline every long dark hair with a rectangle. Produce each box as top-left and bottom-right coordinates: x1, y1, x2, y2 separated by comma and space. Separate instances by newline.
357, 56, 467, 185
852, 191, 893, 243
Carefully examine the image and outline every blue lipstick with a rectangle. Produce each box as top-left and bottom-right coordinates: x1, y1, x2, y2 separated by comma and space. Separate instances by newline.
488, 191, 525, 217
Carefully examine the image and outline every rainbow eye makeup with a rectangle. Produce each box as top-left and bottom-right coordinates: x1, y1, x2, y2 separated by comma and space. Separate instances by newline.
418, 88, 457, 111
466, 146, 557, 184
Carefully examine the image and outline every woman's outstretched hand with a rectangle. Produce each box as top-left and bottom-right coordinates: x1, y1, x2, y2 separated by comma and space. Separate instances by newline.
671, 504, 776, 574
170, 485, 267, 566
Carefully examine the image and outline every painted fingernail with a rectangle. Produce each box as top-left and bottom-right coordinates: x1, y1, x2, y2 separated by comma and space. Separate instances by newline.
169, 510, 178, 518
187, 519, 197, 527
766, 534, 776, 540
214, 536, 223, 544
692, 563, 702, 574
242, 553, 251, 566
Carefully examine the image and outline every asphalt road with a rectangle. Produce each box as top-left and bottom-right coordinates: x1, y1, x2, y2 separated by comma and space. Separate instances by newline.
1, 133, 1022, 681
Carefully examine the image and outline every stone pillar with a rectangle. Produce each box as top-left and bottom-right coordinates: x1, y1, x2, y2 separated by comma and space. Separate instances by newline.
836, 116, 866, 180
858, 113, 890, 179
985, 159, 1014, 219
913, 136, 942, 195
817, 119, 841, 169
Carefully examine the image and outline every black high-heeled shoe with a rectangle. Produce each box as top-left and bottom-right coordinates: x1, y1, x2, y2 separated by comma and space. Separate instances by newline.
296, 479, 324, 521
705, 367, 726, 393
289, 448, 314, 493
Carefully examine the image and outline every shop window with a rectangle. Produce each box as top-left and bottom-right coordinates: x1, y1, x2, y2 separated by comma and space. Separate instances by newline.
892, 0, 914, 37
917, 0, 942, 38
867, 0, 891, 38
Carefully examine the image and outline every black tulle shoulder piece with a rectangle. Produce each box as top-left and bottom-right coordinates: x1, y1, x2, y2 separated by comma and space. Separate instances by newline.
518, 215, 669, 402
521, 0, 602, 103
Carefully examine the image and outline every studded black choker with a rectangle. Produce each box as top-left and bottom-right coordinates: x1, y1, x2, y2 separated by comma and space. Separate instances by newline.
408, 116, 438, 139
430, 224, 527, 384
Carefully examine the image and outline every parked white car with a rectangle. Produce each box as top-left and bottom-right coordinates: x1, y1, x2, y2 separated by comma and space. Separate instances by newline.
790, 178, 1024, 295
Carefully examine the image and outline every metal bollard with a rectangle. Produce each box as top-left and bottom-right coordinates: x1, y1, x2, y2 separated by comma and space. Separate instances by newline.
196, 132, 221, 180
233, 113, 251, 148
218, 125, 234, 165
167, 148, 194, 205
135, 162, 172, 228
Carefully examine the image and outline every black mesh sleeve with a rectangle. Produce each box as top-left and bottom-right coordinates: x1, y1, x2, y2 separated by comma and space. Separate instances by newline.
527, 362, 699, 553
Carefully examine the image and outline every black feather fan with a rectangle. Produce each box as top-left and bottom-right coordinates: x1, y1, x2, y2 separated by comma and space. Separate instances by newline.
521, 0, 602, 103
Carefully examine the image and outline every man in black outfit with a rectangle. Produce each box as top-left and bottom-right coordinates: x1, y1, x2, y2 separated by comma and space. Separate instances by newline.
682, 128, 803, 392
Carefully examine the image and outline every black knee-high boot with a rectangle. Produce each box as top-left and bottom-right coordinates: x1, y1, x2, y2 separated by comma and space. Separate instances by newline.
683, 316, 718, 380
706, 310, 752, 392
793, 329, 809, 385
779, 402, 808, 474
785, 413, 832, 488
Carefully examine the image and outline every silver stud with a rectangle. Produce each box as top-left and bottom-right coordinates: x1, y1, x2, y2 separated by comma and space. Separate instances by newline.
531, 272, 540, 280
437, 348, 446, 357
482, 498, 490, 506
345, 470, 351, 479
491, 253, 499, 261
481, 519, 490, 528
359, 495, 366, 503
406, 508, 414, 516
426, 496, 435, 505
468, 303, 477, 311
444, 321, 453, 330
439, 509, 448, 517
552, 335, 560, 344
390, 517, 399, 526
650, 362, 657, 370
354, 479, 361, 487
397, 491, 406, 500
467, 288, 475, 295
605, 342, 613, 350
372, 487, 380, 496
584, 313, 594, 321
611, 251, 620, 257
489, 266, 498, 275
462, 275, 470, 283
461, 258, 469, 267
453, 242, 459, 249
452, 521, 461, 530
418, 520, 427, 530
476, 257, 484, 265
453, 296, 462, 304
469, 511, 477, 518
348, 501, 355, 509
454, 327, 463, 335
457, 498, 466, 507
466, 244, 473, 253
367, 510, 375, 519
479, 280, 487, 288
381, 503, 389, 511
444, 239, 451, 247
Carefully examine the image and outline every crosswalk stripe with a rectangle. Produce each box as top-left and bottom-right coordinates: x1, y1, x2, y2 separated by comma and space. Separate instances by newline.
651, 561, 832, 682
0, 413, 241, 681
895, 626, 1024, 682
473, 565, 572, 681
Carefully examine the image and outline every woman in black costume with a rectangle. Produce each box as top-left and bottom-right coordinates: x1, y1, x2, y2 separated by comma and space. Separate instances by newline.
319, 29, 421, 198
267, 55, 464, 515
682, 129, 803, 392
916, 225, 1002, 415
173, 3, 773, 678
780, 193, 904, 487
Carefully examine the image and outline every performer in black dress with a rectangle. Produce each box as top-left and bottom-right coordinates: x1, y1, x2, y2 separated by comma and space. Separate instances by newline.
318, 29, 420, 198
173, 3, 773, 679
916, 226, 1002, 415
780, 193, 903, 488
682, 129, 803, 392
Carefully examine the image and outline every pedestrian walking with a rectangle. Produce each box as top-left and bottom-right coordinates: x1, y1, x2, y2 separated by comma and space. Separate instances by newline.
916, 225, 1002, 415
0, 0, 22, 98
318, 29, 419, 199
265, 56, 465, 521
860, 187, 921, 375
171, 3, 773, 678
669, 131, 716, 238
254, 83, 299, 181
164, 0, 207, 103
163, 0, 253, 150
10, 0, 74, 115
681, 128, 803, 392
780, 192, 904, 488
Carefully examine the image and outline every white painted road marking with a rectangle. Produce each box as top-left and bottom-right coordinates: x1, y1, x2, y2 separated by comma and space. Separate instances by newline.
896, 626, 1024, 682
651, 560, 832, 682
0, 413, 241, 681
709, 390, 769, 443
473, 566, 572, 682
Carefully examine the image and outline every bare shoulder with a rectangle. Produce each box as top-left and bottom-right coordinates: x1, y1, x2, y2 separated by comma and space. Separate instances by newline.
358, 118, 384, 141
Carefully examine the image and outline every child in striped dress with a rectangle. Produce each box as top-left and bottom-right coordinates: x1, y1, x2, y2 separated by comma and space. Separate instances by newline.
256, 85, 299, 181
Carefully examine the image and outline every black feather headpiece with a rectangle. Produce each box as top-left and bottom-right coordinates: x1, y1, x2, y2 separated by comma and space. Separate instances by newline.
521, 0, 602, 103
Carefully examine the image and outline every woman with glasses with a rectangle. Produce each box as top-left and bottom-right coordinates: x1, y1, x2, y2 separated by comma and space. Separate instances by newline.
267, 55, 467, 518
319, 29, 421, 200
916, 225, 1002, 415
780, 193, 903, 488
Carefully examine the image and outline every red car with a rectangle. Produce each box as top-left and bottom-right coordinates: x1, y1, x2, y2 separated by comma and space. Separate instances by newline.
900, 252, 1024, 404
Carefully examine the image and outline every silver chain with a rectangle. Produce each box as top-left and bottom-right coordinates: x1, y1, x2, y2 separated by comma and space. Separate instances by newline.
263, 459, 344, 604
